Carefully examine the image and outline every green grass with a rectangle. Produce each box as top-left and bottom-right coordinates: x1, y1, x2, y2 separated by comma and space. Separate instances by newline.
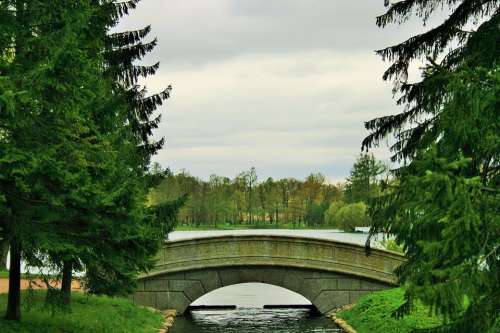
339, 288, 500, 333
0, 291, 162, 333
338, 288, 444, 333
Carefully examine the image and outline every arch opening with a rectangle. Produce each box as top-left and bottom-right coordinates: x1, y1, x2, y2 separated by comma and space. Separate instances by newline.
188, 282, 314, 312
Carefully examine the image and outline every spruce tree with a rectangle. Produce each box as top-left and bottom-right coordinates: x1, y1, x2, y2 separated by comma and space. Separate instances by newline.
0, 0, 178, 318
364, 1, 499, 331
66, 0, 176, 296
344, 153, 385, 204
0, 0, 114, 318
363, 0, 499, 160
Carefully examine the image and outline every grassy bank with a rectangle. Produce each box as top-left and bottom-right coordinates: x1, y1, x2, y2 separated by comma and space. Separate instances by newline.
338, 288, 500, 333
338, 288, 443, 333
0, 291, 162, 333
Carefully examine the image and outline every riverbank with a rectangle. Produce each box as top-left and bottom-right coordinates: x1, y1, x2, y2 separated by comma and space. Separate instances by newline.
336, 288, 442, 333
336, 288, 500, 333
0, 291, 163, 332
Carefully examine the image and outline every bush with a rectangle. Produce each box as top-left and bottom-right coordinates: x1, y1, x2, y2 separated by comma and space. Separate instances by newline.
324, 201, 345, 227
325, 201, 370, 231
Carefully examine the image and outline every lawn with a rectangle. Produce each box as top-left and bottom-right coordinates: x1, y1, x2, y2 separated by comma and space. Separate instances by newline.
0, 291, 162, 333
338, 288, 444, 333
338, 288, 500, 333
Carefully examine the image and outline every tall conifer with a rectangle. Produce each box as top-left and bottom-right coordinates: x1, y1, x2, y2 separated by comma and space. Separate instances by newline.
0, 0, 178, 318
364, 1, 499, 331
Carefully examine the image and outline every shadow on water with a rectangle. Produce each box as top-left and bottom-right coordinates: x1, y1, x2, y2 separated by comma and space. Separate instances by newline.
169, 308, 342, 333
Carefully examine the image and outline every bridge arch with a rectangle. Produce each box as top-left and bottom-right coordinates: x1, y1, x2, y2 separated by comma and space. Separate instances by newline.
132, 235, 404, 314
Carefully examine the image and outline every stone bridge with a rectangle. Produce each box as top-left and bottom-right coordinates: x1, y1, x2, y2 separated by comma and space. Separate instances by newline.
132, 235, 404, 314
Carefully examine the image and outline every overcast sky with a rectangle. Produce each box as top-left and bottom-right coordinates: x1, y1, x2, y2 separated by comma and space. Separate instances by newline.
118, 1, 431, 182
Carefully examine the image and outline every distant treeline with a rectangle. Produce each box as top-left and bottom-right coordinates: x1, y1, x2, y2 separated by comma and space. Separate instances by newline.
149, 153, 386, 230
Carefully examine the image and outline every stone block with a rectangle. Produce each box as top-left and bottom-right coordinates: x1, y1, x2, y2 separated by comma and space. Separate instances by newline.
314, 290, 350, 313
282, 270, 306, 294
337, 278, 355, 290
145, 278, 168, 291
134, 292, 156, 307
360, 280, 385, 291
156, 292, 170, 309
185, 281, 205, 302
218, 267, 240, 286
259, 267, 285, 286
239, 268, 263, 283
168, 291, 191, 314
348, 290, 370, 304
135, 280, 145, 291
186, 269, 221, 293
302, 278, 337, 301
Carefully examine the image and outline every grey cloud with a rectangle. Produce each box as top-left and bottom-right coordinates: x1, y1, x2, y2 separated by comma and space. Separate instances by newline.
118, 0, 432, 67
116, 1, 428, 180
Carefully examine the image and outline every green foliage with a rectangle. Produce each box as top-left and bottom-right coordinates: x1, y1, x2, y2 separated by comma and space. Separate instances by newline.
340, 288, 500, 333
363, 2, 499, 331
151, 194, 188, 238
150, 169, 345, 228
338, 288, 444, 333
344, 153, 385, 204
324, 201, 345, 227
367, 66, 500, 332
377, 238, 404, 254
333, 202, 371, 232
0, 291, 162, 333
0, 0, 177, 319
324, 200, 371, 231
304, 202, 327, 226
364, 0, 500, 162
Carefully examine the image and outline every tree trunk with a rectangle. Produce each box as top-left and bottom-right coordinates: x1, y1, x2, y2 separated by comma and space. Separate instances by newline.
61, 260, 73, 307
0, 238, 9, 270
5, 239, 21, 320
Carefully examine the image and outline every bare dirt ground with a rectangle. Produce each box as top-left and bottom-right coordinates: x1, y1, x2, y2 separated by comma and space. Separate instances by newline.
0, 278, 82, 293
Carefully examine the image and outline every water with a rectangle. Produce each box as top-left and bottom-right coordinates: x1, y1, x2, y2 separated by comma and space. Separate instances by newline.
170, 308, 342, 333
167, 230, 379, 332
172, 283, 342, 332
167, 229, 380, 247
